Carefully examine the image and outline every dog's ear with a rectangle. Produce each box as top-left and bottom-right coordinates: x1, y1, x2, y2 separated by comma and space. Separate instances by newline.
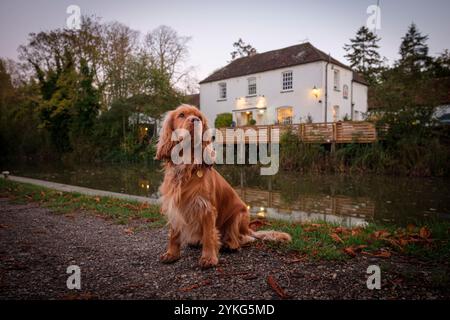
155, 111, 174, 161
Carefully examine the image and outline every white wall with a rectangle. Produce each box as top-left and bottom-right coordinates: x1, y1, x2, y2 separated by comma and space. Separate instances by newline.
200, 61, 367, 127
351, 82, 369, 120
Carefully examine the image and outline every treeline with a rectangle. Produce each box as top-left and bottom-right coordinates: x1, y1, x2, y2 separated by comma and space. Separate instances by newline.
280, 23, 450, 176
0, 17, 193, 164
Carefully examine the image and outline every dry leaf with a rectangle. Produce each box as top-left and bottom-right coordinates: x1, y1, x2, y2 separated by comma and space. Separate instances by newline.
179, 280, 211, 292
267, 275, 290, 299
334, 226, 349, 234
249, 219, 270, 231
373, 249, 391, 258
343, 247, 356, 257
94, 197, 100, 203
406, 224, 416, 233
373, 230, 390, 239
124, 227, 134, 234
419, 226, 431, 239
331, 233, 344, 243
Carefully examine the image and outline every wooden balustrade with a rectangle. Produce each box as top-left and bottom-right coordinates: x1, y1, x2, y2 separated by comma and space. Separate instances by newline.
216, 121, 379, 144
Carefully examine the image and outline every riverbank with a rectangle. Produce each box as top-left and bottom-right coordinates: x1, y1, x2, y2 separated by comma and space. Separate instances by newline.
1, 178, 449, 261
1, 180, 449, 299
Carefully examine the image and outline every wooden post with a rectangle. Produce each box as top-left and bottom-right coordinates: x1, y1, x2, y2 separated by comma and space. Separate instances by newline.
331, 122, 337, 154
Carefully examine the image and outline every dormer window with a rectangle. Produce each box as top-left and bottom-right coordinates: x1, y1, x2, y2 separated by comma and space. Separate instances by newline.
248, 77, 257, 96
282, 71, 293, 91
218, 82, 227, 99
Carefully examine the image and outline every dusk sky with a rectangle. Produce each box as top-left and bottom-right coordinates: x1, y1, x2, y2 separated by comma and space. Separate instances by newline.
1, 0, 449, 83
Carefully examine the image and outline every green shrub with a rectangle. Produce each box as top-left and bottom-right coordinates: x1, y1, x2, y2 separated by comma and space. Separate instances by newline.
214, 113, 233, 128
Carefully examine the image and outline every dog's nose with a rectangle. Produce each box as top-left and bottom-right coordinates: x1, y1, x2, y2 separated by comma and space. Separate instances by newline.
191, 117, 200, 123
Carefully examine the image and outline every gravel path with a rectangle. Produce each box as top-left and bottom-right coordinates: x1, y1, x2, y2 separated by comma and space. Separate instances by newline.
0, 198, 448, 300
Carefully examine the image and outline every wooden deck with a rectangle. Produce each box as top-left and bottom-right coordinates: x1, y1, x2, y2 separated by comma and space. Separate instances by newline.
216, 121, 378, 144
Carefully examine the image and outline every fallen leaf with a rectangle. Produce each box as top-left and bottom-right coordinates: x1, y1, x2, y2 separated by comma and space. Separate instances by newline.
330, 233, 344, 243
334, 226, 348, 234
243, 274, 259, 280
373, 249, 392, 258
124, 227, 134, 235
373, 230, 390, 239
406, 224, 416, 233
249, 219, 270, 231
419, 226, 431, 239
179, 280, 211, 292
267, 275, 290, 299
94, 197, 100, 203
343, 247, 356, 257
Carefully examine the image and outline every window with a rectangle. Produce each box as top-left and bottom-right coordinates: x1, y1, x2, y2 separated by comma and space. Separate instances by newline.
282, 71, 293, 91
218, 82, 227, 99
343, 84, 349, 99
248, 77, 256, 96
333, 69, 340, 91
277, 107, 293, 124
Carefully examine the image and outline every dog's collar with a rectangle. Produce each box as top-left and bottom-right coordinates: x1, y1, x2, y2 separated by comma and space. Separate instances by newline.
196, 169, 204, 178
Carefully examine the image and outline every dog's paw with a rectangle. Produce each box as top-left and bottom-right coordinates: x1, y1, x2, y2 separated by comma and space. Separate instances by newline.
199, 255, 218, 269
160, 252, 180, 264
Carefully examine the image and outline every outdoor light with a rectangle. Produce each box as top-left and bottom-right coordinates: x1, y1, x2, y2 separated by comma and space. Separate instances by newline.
259, 109, 264, 114
312, 86, 320, 98
257, 211, 266, 218
144, 127, 148, 131
246, 111, 251, 114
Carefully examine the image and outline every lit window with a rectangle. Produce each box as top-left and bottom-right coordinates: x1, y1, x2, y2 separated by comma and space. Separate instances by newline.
248, 77, 257, 96
277, 107, 293, 124
334, 69, 340, 91
218, 82, 227, 99
282, 71, 293, 91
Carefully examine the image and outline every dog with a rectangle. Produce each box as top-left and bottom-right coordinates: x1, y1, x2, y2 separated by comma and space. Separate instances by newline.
156, 104, 291, 268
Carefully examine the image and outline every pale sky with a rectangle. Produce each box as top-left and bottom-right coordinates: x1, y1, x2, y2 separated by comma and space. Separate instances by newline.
1, 0, 449, 83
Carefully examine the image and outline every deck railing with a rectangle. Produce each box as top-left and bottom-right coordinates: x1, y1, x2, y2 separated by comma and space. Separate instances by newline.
216, 121, 378, 144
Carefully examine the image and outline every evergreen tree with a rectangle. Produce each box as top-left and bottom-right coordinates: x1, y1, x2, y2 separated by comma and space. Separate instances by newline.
398, 23, 431, 75
344, 26, 382, 84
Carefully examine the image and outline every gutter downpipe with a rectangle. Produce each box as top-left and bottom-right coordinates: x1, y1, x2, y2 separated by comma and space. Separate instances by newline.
324, 54, 331, 123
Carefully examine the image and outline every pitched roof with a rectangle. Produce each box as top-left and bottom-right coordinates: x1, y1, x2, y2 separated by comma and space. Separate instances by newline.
199, 42, 361, 84
352, 71, 369, 85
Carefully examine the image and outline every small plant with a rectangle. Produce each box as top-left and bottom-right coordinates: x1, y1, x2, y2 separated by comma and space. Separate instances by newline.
248, 119, 257, 125
214, 113, 233, 128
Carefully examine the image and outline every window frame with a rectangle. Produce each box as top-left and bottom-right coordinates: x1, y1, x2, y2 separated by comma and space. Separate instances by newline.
282, 70, 293, 91
218, 82, 227, 100
247, 77, 257, 96
333, 69, 340, 91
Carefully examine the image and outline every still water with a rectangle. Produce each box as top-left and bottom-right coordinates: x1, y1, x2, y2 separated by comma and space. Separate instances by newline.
7, 162, 450, 227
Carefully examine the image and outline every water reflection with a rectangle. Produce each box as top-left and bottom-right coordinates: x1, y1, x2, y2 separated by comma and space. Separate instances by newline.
238, 187, 373, 227
6, 162, 450, 226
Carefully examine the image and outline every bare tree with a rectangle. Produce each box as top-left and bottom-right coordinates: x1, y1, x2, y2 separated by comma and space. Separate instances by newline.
230, 38, 257, 60
144, 25, 191, 85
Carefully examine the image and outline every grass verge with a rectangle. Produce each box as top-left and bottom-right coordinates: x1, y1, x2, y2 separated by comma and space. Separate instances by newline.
257, 218, 450, 262
0, 178, 165, 228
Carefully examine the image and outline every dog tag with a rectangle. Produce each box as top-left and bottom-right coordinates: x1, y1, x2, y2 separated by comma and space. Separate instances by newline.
196, 170, 203, 178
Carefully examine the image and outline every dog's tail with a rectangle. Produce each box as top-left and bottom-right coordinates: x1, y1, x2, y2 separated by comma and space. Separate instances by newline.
250, 230, 292, 242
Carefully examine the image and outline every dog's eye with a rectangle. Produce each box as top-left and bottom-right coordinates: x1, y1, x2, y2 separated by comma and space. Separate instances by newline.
178, 113, 185, 118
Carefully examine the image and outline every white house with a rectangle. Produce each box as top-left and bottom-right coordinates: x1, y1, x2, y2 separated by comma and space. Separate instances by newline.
199, 42, 368, 127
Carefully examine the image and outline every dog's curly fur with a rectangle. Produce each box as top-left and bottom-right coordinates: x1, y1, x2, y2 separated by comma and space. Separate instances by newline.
156, 104, 291, 268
